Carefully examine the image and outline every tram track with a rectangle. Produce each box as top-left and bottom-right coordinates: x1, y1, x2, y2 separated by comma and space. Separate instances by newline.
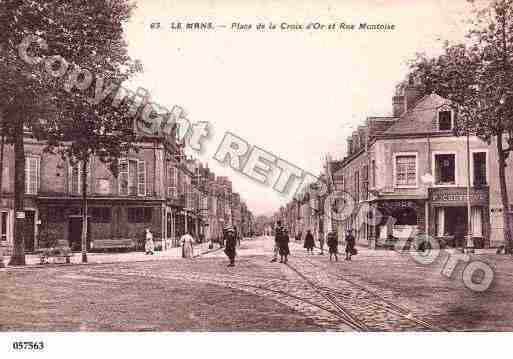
298, 256, 446, 331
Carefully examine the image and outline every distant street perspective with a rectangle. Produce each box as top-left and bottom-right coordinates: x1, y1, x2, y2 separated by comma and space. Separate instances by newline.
2, 236, 513, 331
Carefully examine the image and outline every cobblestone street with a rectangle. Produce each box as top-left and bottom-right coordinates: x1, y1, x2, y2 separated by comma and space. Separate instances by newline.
2, 237, 513, 331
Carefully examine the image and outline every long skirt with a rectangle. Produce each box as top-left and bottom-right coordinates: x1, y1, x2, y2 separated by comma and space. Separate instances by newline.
145, 240, 154, 253
182, 243, 193, 258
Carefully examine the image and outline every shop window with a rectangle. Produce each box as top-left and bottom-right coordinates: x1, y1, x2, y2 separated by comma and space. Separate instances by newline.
473, 152, 487, 186
434, 154, 456, 185
393, 207, 417, 226
47, 207, 66, 222
395, 155, 417, 186
127, 207, 152, 223
438, 111, 452, 131
90, 207, 112, 223
1, 212, 8, 242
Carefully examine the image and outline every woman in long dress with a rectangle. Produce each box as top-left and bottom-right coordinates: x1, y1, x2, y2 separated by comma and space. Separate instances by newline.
304, 229, 315, 254
180, 232, 194, 259
145, 228, 155, 255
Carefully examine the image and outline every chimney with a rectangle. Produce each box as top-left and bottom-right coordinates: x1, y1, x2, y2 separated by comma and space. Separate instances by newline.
404, 84, 423, 111
347, 138, 353, 155
393, 94, 405, 117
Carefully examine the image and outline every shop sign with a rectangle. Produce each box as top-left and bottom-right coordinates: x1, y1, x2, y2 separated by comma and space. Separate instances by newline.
430, 188, 488, 204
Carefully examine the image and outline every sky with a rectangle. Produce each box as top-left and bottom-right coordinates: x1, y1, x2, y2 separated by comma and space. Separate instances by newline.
123, 0, 475, 216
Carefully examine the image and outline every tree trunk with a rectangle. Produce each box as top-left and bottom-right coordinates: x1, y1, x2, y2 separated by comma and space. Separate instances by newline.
497, 134, 513, 253
9, 117, 25, 265
81, 156, 89, 263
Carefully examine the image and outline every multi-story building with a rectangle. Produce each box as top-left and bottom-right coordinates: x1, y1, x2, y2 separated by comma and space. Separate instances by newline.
0, 136, 253, 253
278, 78, 513, 249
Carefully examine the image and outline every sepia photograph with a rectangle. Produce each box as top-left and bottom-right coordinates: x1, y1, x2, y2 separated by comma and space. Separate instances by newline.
1, 0, 513, 357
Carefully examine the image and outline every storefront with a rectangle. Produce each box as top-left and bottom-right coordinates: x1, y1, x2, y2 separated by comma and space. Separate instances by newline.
375, 199, 427, 241
429, 188, 490, 248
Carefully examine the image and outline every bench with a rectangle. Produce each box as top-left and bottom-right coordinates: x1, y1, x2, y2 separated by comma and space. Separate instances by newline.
37, 240, 72, 264
90, 239, 136, 252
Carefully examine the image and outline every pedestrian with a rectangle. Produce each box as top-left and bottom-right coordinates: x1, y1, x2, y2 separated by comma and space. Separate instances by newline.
318, 230, 325, 255
278, 228, 290, 264
224, 225, 237, 267
345, 229, 356, 261
270, 221, 284, 262
304, 229, 315, 254
327, 230, 338, 262
145, 228, 154, 255
180, 231, 195, 259
296, 231, 302, 241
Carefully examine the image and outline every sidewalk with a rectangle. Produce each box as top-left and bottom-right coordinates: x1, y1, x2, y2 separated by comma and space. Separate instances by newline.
1, 241, 218, 269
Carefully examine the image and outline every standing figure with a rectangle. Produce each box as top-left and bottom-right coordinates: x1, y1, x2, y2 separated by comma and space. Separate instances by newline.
304, 229, 315, 254
270, 221, 284, 262
318, 230, 325, 255
180, 231, 195, 259
345, 229, 356, 261
224, 225, 237, 267
296, 231, 302, 241
278, 228, 290, 263
327, 230, 338, 262
145, 228, 155, 255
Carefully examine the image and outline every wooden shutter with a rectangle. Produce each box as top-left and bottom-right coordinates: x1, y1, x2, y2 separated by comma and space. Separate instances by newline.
118, 159, 129, 195
138, 160, 146, 196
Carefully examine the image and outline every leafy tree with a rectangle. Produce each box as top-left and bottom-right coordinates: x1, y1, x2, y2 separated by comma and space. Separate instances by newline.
409, 0, 513, 252
0, 0, 138, 265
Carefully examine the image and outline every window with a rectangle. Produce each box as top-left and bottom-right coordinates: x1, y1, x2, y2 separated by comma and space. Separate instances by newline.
167, 165, 178, 198
69, 161, 91, 195
438, 111, 452, 131
371, 160, 376, 188
473, 151, 487, 187
127, 207, 152, 223
90, 207, 112, 223
354, 171, 359, 202
395, 155, 417, 187
434, 153, 456, 185
25, 156, 39, 195
1, 211, 8, 242
119, 159, 146, 196
362, 165, 369, 200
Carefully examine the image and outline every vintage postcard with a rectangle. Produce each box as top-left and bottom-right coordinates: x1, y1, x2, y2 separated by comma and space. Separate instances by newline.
1, 0, 512, 357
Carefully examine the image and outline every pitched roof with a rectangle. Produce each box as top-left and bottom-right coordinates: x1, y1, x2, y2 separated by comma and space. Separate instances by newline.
382, 93, 451, 136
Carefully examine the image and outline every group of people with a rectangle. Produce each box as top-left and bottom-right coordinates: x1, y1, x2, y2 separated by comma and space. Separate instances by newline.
142, 228, 198, 259
291, 226, 357, 261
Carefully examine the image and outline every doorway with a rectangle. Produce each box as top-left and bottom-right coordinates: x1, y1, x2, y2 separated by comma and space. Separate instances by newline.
68, 216, 90, 251
24, 210, 35, 252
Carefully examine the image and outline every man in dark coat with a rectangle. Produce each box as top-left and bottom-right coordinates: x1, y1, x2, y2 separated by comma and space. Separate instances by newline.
224, 225, 237, 267
327, 230, 339, 262
345, 229, 356, 260
278, 228, 290, 263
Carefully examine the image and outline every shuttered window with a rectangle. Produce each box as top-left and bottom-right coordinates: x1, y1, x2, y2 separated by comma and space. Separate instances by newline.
25, 156, 39, 195
119, 158, 146, 196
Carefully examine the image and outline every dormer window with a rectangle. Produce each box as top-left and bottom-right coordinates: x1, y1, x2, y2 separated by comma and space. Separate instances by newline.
438, 110, 452, 131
